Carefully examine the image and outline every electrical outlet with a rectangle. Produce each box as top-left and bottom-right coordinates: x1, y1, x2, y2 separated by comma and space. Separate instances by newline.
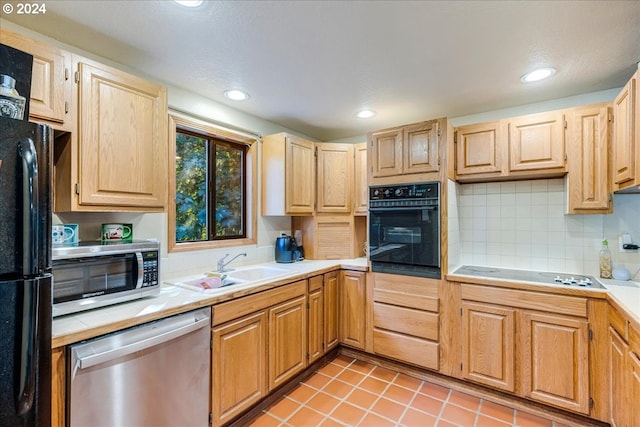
619, 234, 636, 253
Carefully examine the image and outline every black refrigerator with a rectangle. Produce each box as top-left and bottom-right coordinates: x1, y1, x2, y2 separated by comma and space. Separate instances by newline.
0, 116, 52, 427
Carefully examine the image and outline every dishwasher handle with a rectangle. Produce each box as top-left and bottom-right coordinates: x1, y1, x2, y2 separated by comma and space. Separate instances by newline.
73, 311, 210, 370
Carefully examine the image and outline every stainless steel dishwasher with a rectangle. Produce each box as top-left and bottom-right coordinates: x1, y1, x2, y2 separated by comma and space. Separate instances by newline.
68, 307, 211, 427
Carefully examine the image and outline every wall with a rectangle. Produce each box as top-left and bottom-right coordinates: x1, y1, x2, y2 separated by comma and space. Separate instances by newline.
448, 178, 640, 279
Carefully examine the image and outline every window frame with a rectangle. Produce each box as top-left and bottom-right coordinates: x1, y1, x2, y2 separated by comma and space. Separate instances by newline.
168, 112, 257, 253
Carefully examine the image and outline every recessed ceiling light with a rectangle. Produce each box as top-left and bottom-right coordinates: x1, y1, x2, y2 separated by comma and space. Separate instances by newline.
174, 0, 203, 7
355, 109, 376, 119
521, 67, 556, 83
224, 90, 249, 101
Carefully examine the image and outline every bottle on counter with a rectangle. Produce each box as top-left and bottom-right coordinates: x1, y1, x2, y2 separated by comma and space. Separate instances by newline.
0, 74, 26, 120
599, 239, 612, 279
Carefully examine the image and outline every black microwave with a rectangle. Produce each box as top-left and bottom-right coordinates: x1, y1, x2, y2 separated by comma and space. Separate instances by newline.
52, 241, 160, 317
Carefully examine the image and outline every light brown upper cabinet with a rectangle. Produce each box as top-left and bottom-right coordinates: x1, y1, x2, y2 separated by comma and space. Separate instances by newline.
455, 110, 567, 183
455, 121, 502, 179
566, 103, 612, 214
369, 119, 441, 184
316, 143, 354, 213
353, 142, 368, 215
0, 29, 72, 131
55, 56, 168, 212
262, 133, 315, 215
612, 68, 640, 193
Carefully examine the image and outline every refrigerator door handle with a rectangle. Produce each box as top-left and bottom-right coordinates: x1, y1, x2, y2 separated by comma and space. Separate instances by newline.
18, 138, 39, 277
16, 280, 38, 415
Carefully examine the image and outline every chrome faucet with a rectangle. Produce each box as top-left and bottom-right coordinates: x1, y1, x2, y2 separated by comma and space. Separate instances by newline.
217, 252, 247, 272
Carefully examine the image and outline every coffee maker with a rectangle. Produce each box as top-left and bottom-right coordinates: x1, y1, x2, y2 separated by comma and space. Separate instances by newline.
275, 232, 304, 263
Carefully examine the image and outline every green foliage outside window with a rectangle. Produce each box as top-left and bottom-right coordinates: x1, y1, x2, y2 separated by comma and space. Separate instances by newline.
175, 130, 245, 242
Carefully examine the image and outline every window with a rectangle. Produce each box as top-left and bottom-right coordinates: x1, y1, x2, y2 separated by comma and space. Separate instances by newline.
169, 112, 257, 252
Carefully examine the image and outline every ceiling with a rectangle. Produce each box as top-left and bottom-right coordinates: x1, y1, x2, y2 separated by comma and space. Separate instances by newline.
4, 0, 640, 141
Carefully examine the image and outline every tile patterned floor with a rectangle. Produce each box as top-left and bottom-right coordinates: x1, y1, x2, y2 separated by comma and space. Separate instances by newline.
248, 355, 572, 427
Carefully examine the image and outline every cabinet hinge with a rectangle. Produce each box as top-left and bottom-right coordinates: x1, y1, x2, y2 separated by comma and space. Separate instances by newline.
75, 183, 80, 195
314, 147, 318, 157
437, 128, 442, 137
306, 351, 309, 361
306, 301, 310, 309
460, 308, 463, 316
64, 68, 70, 81
564, 153, 568, 162
589, 397, 594, 409
608, 112, 614, 122
460, 363, 463, 372
74, 71, 79, 83
64, 101, 69, 114
589, 329, 593, 341
563, 119, 568, 129
209, 412, 213, 425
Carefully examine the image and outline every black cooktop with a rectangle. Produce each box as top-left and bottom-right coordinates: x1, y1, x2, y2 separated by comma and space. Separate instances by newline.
452, 265, 605, 289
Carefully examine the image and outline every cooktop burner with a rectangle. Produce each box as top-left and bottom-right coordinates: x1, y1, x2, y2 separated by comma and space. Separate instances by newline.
453, 265, 605, 289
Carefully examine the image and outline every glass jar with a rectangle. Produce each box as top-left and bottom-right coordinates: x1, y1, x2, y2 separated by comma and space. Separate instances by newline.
0, 74, 26, 120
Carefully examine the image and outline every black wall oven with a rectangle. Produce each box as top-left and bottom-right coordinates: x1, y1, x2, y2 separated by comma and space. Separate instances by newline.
369, 182, 440, 279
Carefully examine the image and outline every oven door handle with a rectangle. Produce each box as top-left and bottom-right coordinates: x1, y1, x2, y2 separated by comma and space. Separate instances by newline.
369, 206, 437, 212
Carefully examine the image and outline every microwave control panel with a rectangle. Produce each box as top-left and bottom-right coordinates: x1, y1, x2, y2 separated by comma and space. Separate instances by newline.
141, 250, 159, 287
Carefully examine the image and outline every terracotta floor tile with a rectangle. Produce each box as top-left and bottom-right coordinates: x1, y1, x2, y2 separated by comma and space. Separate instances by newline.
330, 401, 366, 425
331, 355, 354, 367
411, 392, 446, 416
393, 373, 423, 391
515, 410, 554, 427
267, 397, 301, 422
358, 376, 389, 394
319, 417, 343, 427
447, 390, 481, 412
248, 412, 283, 427
419, 382, 450, 400
305, 372, 333, 390
317, 362, 344, 378
400, 408, 438, 427
370, 365, 398, 382
306, 392, 341, 415
347, 359, 375, 375
322, 379, 353, 399
359, 412, 397, 427
287, 406, 326, 427
440, 403, 477, 426
436, 420, 459, 427
370, 396, 406, 421
382, 383, 416, 405
476, 414, 511, 427
336, 368, 365, 386
480, 400, 516, 424
346, 388, 378, 411
287, 383, 318, 404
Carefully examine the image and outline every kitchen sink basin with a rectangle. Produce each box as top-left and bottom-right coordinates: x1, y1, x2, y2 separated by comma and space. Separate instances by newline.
223, 266, 290, 282
175, 275, 248, 292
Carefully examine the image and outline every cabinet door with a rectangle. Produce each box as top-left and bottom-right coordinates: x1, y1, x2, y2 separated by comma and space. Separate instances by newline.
340, 270, 366, 349
521, 311, 589, 414
353, 142, 368, 215
0, 29, 70, 128
461, 302, 515, 392
77, 60, 168, 208
403, 121, 439, 174
324, 271, 339, 351
316, 143, 354, 213
609, 327, 629, 427
308, 288, 324, 364
370, 128, 403, 177
268, 295, 307, 390
630, 350, 640, 427
613, 74, 636, 186
567, 105, 611, 213
51, 347, 65, 427
212, 311, 267, 427
455, 121, 502, 177
508, 111, 565, 172
285, 136, 315, 214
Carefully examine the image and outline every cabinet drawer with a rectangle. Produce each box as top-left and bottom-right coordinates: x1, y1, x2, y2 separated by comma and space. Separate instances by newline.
308, 275, 323, 293
373, 302, 438, 341
608, 303, 628, 341
373, 329, 439, 370
212, 280, 306, 326
630, 325, 640, 356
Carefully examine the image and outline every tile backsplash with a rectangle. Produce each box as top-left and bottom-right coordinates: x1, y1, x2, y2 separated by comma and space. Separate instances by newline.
448, 178, 640, 279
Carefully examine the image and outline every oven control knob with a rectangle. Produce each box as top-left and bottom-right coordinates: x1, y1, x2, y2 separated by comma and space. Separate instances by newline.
373, 189, 380, 197
395, 188, 402, 196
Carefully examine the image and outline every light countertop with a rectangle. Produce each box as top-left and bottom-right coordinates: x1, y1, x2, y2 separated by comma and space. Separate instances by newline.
52, 258, 367, 348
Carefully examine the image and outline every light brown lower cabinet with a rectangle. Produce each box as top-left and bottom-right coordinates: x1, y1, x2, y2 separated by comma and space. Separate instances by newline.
371, 273, 440, 370
459, 283, 590, 415
212, 311, 267, 426
339, 270, 367, 349
324, 271, 339, 351
51, 347, 65, 427
461, 301, 515, 392
211, 280, 307, 426
308, 272, 340, 365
